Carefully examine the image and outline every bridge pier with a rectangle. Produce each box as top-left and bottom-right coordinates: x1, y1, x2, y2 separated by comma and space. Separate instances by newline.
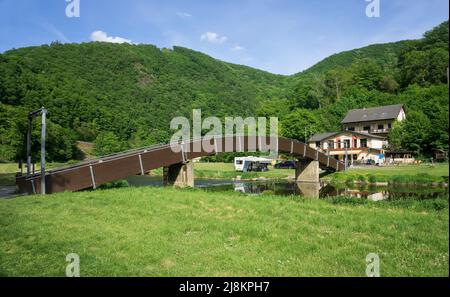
295, 160, 319, 183
163, 161, 194, 188
296, 182, 321, 198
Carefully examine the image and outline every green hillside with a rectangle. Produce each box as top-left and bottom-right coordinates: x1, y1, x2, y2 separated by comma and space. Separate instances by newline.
0, 21, 448, 162
300, 41, 415, 76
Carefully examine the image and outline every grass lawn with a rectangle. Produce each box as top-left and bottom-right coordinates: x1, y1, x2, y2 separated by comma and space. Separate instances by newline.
0, 163, 18, 186
151, 162, 294, 180
0, 162, 73, 187
0, 187, 448, 276
324, 163, 449, 185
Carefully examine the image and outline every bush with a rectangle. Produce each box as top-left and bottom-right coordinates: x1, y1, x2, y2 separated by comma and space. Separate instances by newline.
357, 175, 366, 183
368, 175, 377, 184
98, 179, 130, 189
414, 173, 433, 185
345, 176, 355, 185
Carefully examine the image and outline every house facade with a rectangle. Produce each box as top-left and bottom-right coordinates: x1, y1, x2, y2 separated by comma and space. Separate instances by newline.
308, 104, 408, 165
341, 104, 406, 137
308, 131, 387, 164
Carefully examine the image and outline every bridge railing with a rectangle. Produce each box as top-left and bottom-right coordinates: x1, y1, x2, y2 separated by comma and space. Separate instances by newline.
20, 136, 340, 178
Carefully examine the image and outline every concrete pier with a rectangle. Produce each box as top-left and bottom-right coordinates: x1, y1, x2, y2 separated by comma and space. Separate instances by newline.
163, 162, 194, 188
295, 160, 320, 183
296, 182, 321, 198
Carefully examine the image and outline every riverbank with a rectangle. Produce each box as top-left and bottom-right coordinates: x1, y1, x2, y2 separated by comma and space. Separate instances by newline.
323, 163, 449, 186
0, 186, 448, 276
151, 162, 294, 180
2, 162, 448, 188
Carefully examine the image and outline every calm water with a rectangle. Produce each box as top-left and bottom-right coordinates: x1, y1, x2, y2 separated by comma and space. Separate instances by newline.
126, 175, 448, 201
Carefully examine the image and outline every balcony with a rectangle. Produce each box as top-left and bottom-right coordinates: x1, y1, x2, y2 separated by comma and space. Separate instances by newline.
326, 147, 369, 152
370, 128, 391, 134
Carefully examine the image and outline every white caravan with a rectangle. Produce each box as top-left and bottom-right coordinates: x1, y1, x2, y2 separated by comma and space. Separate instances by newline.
234, 156, 272, 172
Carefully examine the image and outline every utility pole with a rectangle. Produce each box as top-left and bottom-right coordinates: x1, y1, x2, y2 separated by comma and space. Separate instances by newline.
26, 107, 47, 195
344, 143, 349, 171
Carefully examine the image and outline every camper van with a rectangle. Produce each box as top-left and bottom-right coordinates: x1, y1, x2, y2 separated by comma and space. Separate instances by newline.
234, 156, 272, 172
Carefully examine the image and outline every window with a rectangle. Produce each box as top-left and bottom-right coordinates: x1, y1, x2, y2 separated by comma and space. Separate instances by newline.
236, 160, 243, 165
347, 126, 355, 131
328, 141, 334, 149
388, 123, 392, 129
378, 124, 384, 130
360, 139, 368, 148
353, 139, 357, 148
363, 126, 370, 131
344, 140, 350, 148
315, 141, 321, 149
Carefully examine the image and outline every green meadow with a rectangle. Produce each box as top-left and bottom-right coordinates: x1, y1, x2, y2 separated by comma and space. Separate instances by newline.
0, 186, 448, 277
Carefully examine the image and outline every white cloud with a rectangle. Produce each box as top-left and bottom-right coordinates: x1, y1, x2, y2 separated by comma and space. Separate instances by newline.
200, 32, 227, 44
231, 44, 245, 51
90, 30, 132, 44
176, 12, 192, 18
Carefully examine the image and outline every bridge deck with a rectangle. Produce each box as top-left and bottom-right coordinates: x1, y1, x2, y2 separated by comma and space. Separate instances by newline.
16, 136, 345, 194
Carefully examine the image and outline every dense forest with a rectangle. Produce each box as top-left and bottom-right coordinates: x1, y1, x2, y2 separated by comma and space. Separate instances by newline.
0, 21, 448, 162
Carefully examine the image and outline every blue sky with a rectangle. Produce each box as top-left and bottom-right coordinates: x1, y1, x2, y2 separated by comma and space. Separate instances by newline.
0, 0, 448, 74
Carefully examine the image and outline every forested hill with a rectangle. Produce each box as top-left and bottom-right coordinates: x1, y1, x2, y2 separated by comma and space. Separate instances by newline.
0, 21, 448, 162
0, 43, 287, 160
299, 41, 413, 76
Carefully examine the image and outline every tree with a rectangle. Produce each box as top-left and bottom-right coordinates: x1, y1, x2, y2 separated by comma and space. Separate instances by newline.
388, 111, 432, 155
349, 58, 383, 91
281, 109, 324, 142
93, 132, 124, 156
379, 75, 399, 93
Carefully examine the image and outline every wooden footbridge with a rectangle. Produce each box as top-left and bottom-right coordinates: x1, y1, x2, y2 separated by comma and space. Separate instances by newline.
16, 136, 345, 195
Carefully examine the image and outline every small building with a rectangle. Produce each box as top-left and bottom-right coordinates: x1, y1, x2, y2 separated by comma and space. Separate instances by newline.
341, 104, 406, 137
432, 149, 448, 162
308, 131, 387, 165
385, 150, 416, 164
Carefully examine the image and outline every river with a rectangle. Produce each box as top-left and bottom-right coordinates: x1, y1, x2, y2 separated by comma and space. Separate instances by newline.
126, 175, 448, 201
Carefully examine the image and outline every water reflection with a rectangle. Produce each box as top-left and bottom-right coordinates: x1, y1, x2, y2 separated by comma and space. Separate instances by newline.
126, 175, 448, 201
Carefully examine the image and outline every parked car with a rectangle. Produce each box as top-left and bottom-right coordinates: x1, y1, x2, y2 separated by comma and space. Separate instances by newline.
274, 160, 296, 169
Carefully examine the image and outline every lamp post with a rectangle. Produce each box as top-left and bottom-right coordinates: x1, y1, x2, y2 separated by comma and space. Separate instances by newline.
26, 107, 47, 195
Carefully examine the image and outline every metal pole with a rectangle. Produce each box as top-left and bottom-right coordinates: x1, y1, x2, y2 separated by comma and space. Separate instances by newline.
345, 145, 348, 171
26, 116, 32, 176
40, 108, 47, 195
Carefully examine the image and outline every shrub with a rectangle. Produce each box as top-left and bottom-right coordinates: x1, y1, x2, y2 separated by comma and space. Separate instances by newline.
368, 175, 377, 184
357, 175, 366, 183
345, 176, 355, 185
415, 173, 433, 185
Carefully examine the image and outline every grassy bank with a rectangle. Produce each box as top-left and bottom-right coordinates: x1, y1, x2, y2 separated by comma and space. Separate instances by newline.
324, 163, 449, 185
0, 162, 78, 187
0, 163, 17, 186
151, 162, 294, 180
0, 187, 448, 276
